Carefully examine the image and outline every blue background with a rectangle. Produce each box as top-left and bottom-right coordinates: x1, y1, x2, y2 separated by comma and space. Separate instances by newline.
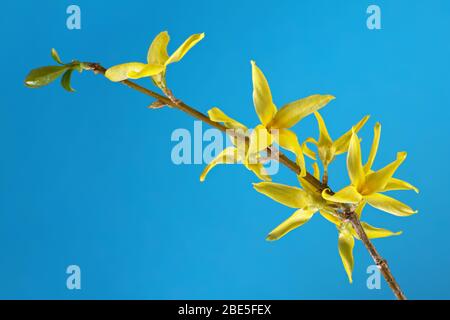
1, 0, 449, 299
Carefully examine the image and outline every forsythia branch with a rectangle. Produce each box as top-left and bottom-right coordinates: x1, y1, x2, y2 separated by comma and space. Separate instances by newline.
86, 63, 324, 190
83, 61, 407, 300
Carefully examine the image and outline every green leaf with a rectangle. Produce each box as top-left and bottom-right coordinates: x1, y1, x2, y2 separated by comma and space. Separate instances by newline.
24, 66, 69, 88
61, 69, 75, 92
51, 48, 63, 65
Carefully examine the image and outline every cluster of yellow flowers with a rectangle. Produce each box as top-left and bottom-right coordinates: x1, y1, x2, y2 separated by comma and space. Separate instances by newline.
105, 31, 418, 283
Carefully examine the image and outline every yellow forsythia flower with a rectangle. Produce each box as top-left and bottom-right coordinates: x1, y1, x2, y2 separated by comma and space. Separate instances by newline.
208, 61, 335, 179
250, 61, 335, 177
322, 123, 418, 216
253, 166, 336, 241
303, 111, 369, 180
105, 31, 204, 89
320, 204, 401, 283
256, 162, 401, 283
199, 108, 271, 182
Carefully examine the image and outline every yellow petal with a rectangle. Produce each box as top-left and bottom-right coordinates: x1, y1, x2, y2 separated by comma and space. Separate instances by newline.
105, 62, 149, 82
313, 111, 336, 167
166, 33, 205, 65
302, 137, 317, 160
382, 177, 419, 193
334, 115, 370, 155
355, 201, 366, 219
365, 193, 417, 216
269, 94, 335, 129
247, 125, 272, 159
151, 73, 166, 89
127, 64, 165, 79
276, 128, 306, 177
298, 176, 319, 195
246, 163, 271, 181
322, 186, 362, 204
312, 162, 320, 180
315, 111, 333, 146
352, 222, 402, 239
319, 210, 340, 225
347, 132, 365, 190
200, 147, 238, 182
362, 152, 407, 195
266, 209, 315, 241
231, 129, 248, 156
363, 122, 381, 173
207, 107, 247, 130
147, 31, 170, 65
253, 182, 309, 208
251, 61, 277, 126
338, 225, 355, 283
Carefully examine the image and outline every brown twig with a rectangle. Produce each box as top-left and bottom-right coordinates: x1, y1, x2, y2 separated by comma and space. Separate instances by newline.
83, 62, 407, 300
346, 211, 407, 300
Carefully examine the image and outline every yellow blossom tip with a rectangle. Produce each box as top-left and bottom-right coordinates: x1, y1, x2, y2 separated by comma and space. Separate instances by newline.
361, 115, 371, 122
397, 151, 407, 160
250, 60, 256, 66
266, 234, 278, 241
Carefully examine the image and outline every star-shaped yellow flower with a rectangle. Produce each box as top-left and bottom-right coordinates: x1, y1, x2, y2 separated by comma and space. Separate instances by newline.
255, 164, 401, 283
303, 111, 369, 183
204, 61, 335, 180
105, 31, 204, 90
320, 203, 401, 283
253, 181, 329, 240
199, 108, 271, 182
322, 122, 418, 216
249, 61, 336, 177
253, 163, 335, 240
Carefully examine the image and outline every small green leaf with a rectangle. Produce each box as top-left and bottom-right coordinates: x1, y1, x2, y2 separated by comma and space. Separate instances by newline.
51, 48, 63, 65
24, 66, 69, 88
61, 69, 75, 92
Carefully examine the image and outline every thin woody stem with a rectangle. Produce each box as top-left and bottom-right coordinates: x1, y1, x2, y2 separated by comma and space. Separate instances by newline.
83, 62, 406, 300
346, 211, 407, 300
322, 168, 329, 185
85, 63, 324, 190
